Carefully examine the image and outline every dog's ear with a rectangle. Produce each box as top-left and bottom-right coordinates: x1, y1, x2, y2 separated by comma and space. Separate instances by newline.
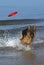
34, 26, 36, 30
27, 26, 31, 30
19, 34, 23, 40
32, 26, 36, 31
34, 26, 36, 36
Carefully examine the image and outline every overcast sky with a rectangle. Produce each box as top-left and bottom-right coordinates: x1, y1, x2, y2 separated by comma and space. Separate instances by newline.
0, 0, 44, 20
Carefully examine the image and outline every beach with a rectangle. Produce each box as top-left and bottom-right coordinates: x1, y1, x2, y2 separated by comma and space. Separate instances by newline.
0, 19, 44, 65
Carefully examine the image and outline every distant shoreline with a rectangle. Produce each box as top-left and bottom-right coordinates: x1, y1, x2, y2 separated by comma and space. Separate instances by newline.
0, 19, 43, 25
0, 19, 44, 21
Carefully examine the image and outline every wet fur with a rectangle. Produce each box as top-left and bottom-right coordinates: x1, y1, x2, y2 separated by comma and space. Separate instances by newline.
19, 26, 36, 46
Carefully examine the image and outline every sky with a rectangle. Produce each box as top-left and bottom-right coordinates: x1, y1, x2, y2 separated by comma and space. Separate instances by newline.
0, 0, 44, 20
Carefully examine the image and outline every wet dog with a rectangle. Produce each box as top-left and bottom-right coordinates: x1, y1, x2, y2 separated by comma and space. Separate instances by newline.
19, 26, 36, 48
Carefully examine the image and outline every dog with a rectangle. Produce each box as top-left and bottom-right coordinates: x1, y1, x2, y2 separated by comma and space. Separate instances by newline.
19, 26, 36, 48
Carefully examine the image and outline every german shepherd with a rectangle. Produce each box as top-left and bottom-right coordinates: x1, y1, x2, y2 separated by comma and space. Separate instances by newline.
19, 26, 36, 48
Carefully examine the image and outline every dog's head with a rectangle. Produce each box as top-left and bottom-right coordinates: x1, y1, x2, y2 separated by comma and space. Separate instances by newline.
20, 26, 36, 45
27, 26, 36, 37
25, 26, 36, 43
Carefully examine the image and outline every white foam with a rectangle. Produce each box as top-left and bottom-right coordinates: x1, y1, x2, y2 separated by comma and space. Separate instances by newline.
33, 39, 44, 44
0, 37, 21, 47
0, 37, 44, 51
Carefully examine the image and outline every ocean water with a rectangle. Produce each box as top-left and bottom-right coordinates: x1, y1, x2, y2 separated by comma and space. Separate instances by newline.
0, 20, 44, 65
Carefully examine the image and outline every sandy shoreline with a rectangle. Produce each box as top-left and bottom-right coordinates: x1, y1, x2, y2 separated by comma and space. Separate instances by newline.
0, 46, 44, 65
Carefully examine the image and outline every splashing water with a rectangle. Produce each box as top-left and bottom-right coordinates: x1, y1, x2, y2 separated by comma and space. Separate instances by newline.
0, 29, 44, 51
0, 37, 21, 48
0, 35, 44, 51
6, 37, 21, 47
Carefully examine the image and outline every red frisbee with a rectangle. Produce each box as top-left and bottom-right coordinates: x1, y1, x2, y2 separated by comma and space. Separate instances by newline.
8, 11, 18, 17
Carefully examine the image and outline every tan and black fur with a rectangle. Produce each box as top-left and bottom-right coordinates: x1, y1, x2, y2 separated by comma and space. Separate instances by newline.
19, 26, 36, 48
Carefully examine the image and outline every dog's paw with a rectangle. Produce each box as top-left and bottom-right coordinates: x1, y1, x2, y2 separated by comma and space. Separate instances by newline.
24, 47, 31, 51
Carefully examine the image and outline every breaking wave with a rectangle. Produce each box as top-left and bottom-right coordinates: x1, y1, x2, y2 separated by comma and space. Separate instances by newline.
0, 37, 21, 47
0, 36, 44, 49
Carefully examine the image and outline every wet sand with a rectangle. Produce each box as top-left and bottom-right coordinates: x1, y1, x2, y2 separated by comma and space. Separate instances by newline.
0, 45, 44, 65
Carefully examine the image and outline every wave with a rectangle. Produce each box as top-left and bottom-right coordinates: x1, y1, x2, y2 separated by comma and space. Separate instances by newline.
0, 36, 44, 48
0, 37, 20, 47
0, 24, 44, 30
0, 24, 30, 30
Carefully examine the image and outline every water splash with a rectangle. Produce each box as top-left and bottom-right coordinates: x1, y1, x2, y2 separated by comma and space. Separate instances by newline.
0, 30, 44, 51
0, 36, 44, 49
